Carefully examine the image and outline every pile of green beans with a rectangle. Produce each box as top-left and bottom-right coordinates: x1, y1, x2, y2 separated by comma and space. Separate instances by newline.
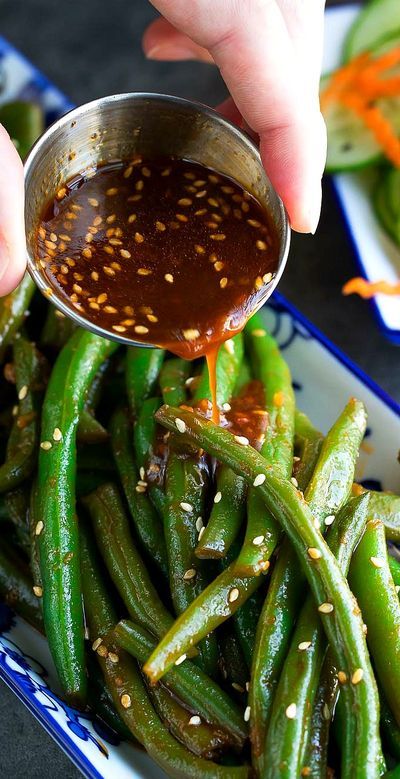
2, 102, 400, 777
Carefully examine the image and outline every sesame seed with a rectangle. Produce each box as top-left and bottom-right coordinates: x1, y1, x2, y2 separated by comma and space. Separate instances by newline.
109, 238, 122, 246
214, 261, 224, 272
178, 198, 192, 207
33, 585, 43, 597
104, 246, 115, 256
209, 174, 220, 184
194, 244, 205, 254
108, 652, 119, 663
247, 219, 261, 228
97, 644, 108, 657
195, 190, 207, 198
195, 208, 207, 216
119, 249, 131, 260
308, 547, 322, 560
325, 515, 335, 526
120, 694, 132, 709
244, 705, 251, 722
88, 197, 99, 207
53, 427, 62, 442
210, 233, 226, 241
183, 568, 197, 581
128, 213, 137, 223
255, 276, 263, 290
175, 418, 186, 434
103, 266, 116, 277
40, 440, 52, 451
93, 215, 103, 226
252, 329, 266, 337
56, 187, 67, 200
35, 520, 44, 536
222, 402, 231, 412
89, 302, 100, 311
113, 325, 127, 333
234, 435, 249, 446
241, 201, 250, 212
220, 277, 228, 289
123, 166, 133, 179
252, 536, 264, 546
214, 491, 222, 504
351, 668, 364, 684
370, 556, 384, 568
224, 339, 235, 355
73, 284, 83, 294
135, 180, 144, 191
59, 234, 71, 242
162, 167, 172, 176
134, 325, 149, 335
195, 517, 203, 532
285, 703, 297, 719
232, 682, 245, 693
228, 588, 239, 603
92, 638, 102, 651
183, 328, 200, 341
253, 474, 266, 487
106, 187, 118, 196
155, 220, 166, 231
135, 485, 146, 493
180, 502, 193, 513
256, 239, 267, 250
134, 233, 144, 243
198, 526, 205, 541
111, 262, 122, 271
147, 314, 158, 323
337, 671, 347, 684
298, 641, 312, 651
85, 233, 93, 243
188, 715, 201, 726
318, 603, 334, 614
176, 213, 188, 222
175, 654, 186, 666
18, 385, 28, 400
142, 166, 151, 177
263, 272, 273, 283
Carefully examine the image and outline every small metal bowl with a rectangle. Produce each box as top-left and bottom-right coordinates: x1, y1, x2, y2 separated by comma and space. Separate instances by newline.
24, 92, 290, 348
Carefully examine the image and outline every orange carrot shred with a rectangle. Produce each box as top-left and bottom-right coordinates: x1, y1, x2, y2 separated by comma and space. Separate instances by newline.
343, 277, 400, 299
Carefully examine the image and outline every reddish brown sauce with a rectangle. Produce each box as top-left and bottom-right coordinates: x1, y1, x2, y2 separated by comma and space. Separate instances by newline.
35, 156, 279, 419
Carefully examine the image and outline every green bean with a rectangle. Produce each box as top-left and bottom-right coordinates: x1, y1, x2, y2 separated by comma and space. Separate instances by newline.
77, 410, 108, 444
126, 346, 164, 416
195, 465, 247, 559
233, 587, 264, 668
80, 522, 249, 778
388, 554, 400, 589
381, 693, 400, 762
37, 330, 117, 706
0, 100, 44, 159
350, 519, 400, 726
193, 334, 243, 407
0, 275, 35, 362
218, 628, 249, 694
151, 405, 382, 777
264, 494, 370, 779
134, 396, 165, 515
160, 357, 189, 406
82, 483, 172, 637
111, 619, 247, 746
109, 407, 168, 579
75, 471, 110, 498
164, 453, 218, 676
366, 491, 400, 542
77, 444, 115, 473
236, 316, 295, 576
0, 336, 42, 493
0, 538, 43, 630
28, 479, 42, 592
304, 649, 338, 778
40, 306, 75, 351
250, 397, 366, 775
294, 410, 324, 492
86, 654, 133, 742
4, 487, 30, 557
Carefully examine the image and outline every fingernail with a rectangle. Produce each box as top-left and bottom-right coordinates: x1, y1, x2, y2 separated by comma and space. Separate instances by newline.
300, 183, 322, 235
146, 44, 196, 61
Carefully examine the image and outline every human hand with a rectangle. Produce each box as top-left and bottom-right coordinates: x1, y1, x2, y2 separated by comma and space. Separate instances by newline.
143, 0, 327, 234
0, 124, 25, 294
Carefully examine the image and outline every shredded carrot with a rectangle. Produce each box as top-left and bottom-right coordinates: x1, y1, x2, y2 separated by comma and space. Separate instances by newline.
341, 93, 400, 167
320, 53, 370, 110
343, 277, 400, 298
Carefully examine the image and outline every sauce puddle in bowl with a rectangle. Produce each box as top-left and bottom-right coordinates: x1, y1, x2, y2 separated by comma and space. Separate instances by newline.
34, 156, 280, 419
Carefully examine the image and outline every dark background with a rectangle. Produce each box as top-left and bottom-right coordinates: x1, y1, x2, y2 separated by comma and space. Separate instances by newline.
1, 0, 397, 777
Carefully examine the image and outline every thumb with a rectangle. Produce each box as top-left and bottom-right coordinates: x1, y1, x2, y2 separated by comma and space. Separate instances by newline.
0, 125, 26, 295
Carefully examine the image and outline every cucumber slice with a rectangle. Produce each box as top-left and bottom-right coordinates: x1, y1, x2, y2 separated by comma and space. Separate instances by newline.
385, 168, 400, 221
373, 173, 400, 246
0, 101, 44, 160
321, 67, 400, 172
344, 0, 400, 61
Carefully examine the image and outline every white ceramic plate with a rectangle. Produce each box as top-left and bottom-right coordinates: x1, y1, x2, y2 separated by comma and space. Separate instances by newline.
323, 4, 400, 343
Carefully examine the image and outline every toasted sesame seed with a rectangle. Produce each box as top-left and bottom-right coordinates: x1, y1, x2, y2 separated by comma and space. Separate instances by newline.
175, 654, 186, 666
18, 385, 28, 400
103, 266, 116, 277
183, 328, 200, 341
88, 197, 99, 207
135, 180, 144, 191
111, 262, 122, 271
104, 245, 115, 255
263, 272, 273, 283
73, 284, 83, 294
241, 201, 250, 212
92, 638, 102, 651
253, 474, 266, 487
220, 277, 228, 289
162, 167, 172, 176
337, 671, 347, 684
127, 214, 137, 224
108, 652, 119, 663
233, 208, 242, 220
176, 418, 186, 434
286, 703, 297, 719
134, 325, 149, 335
35, 520, 44, 536
198, 526, 205, 541
255, 276, 263, 290
106, 187, 118, 196
256, 239, 267, 250
184, 172, 196, 180
308, 547, 322, 560
56, 187, 67, 200
252, 535, 264, 546
183, 569, 197, 581
351, 668, 364, 684
33, 585, 43, 597
135, 484, 146, 493
134, 232, 144, 244
118, 249, 131, 259
210, 233, 226, 241
318, 603, 334, 614
188, 715, 201, 726
325, 515, 335, 526
195, 189, 207, 198
234, 435, 249, 446
85, 233, 93, 243
194, 244, 205, 254
224, 339, 235, 355
370, 556, 384, 568
178, 198, 192, 207
93, 215, 103, 226
228, 588, 239, 603
53, 427, 62, 442
214, 491, 222, 504
214, 261, 224, 272
244, 705, 251, 722
147, 314, 158, 323
194, 208, 207, 216
252, 329, 267, 337
109, 238, 122, 246
89, 302, 100, 310
298, 641, 312, 651
120, 694, 132, 709
97, 644, 108, 657
176, 213, 188, 222
112, 325, 127, 333
180, 502, 193, 513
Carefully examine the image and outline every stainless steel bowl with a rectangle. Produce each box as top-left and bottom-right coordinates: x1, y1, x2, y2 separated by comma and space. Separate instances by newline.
24, 92, 291, 347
